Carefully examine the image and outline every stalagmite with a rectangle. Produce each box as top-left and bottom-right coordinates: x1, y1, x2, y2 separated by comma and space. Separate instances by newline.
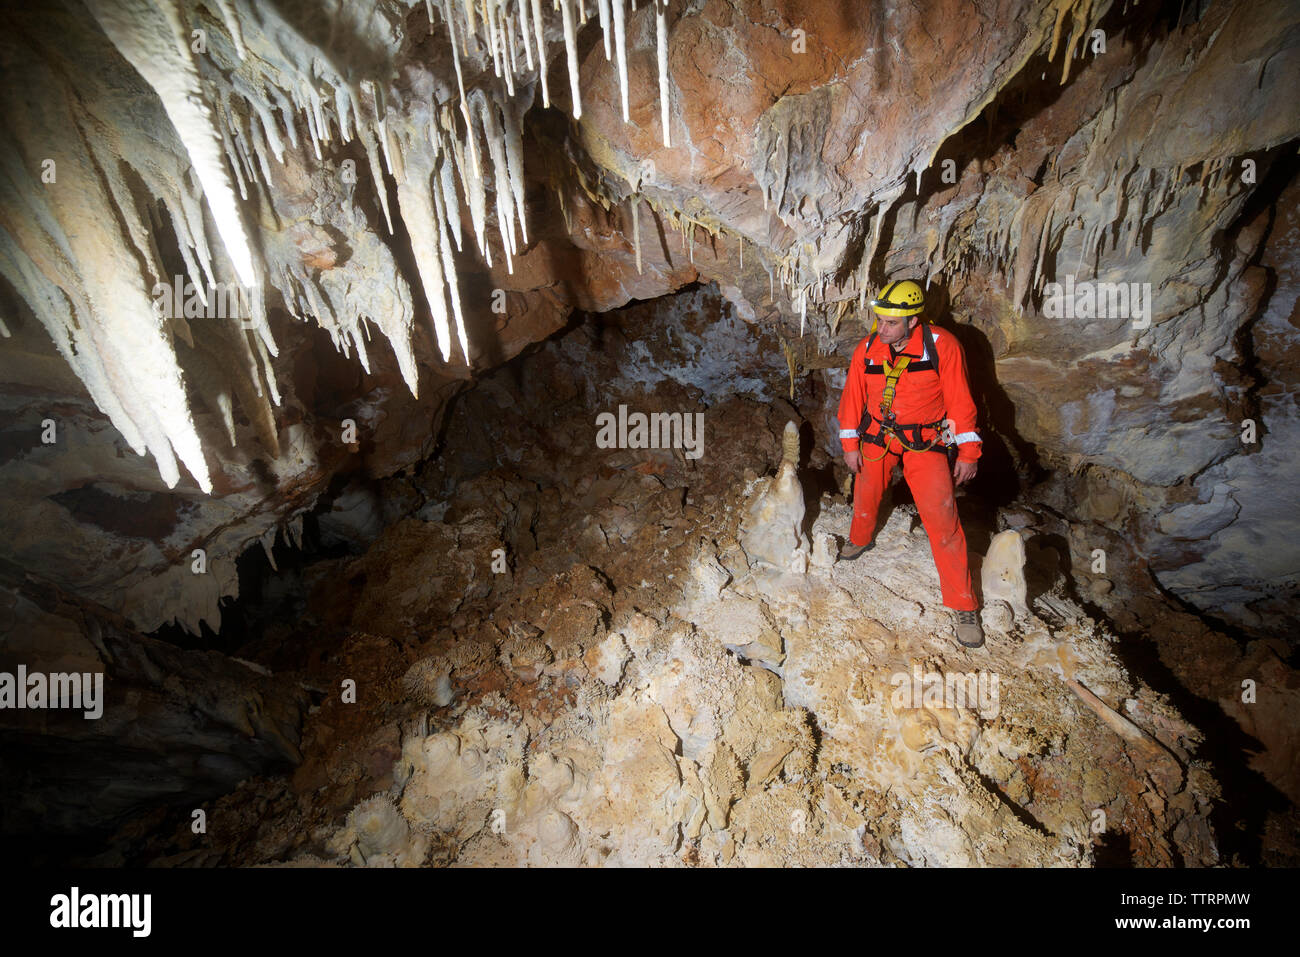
656, 0, 671, 147
612, 0, 630, 121
739, 421, 809, 572
559, 0, 582, 118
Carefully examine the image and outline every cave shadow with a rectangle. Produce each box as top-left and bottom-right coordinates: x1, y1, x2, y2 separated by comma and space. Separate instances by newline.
1021, 518, 1295, 866
1101, 618, 1290, 867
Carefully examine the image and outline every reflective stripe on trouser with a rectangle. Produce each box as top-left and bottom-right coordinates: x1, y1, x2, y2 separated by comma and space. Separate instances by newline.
850, 441, 978, 611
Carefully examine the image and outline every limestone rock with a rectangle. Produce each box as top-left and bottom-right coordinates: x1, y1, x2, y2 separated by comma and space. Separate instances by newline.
810, 532, 836, 568
738, 421, 807, 570
982, 600, 1015, 634
982, 530, 1029, 618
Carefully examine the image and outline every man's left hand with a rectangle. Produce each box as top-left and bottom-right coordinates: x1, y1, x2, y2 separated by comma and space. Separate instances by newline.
953, 460, 977, 485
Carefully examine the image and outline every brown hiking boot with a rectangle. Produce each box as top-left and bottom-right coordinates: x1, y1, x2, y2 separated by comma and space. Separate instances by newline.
954, 609, 984, 648
839, 541, 874, 561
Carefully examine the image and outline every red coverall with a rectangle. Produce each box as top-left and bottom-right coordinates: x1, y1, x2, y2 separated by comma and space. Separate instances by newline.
836, 322, 981, 611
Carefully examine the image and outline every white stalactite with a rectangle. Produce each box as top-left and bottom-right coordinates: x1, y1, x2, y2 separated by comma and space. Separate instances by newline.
504, 3, 519, 82
560, 0, 582, 118
631, 197, 642, 273
433, 172, 471, 363
438, 148, 464, 252
531, 0, 550, 107
502, 96, 529, 246
212, 0, 246, 60
612, 0, 630, 121
249, 118, 274, 185
486, 0, 503, 78
363, 128, 394, 234
268, 86, 299, 150
598, 0, 612, 58
465, 109, 491, 262
305, 93, 323, 160
86, 0, 258, 289
397, 170, 454, 361
335, 85, 354, 143
309, 84, 329, 145
473, 90, 516, 271
519, 0, 535, 70
656, 0, 670, 147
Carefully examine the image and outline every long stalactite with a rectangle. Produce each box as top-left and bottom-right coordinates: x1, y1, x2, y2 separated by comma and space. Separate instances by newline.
0, 0, 678, 494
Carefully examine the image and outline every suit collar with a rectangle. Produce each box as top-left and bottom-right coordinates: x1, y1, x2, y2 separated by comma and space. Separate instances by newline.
873, 323, 925, 359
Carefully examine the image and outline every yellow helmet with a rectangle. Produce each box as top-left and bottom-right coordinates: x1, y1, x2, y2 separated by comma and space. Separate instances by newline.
870, 279, 925, 317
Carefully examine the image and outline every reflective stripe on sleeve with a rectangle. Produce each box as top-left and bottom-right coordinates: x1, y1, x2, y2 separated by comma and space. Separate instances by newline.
954, 432, 980, 444
838, 427, 858, 438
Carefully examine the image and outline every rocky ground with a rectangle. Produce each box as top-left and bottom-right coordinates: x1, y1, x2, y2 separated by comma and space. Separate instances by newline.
86, 288, 1297, 869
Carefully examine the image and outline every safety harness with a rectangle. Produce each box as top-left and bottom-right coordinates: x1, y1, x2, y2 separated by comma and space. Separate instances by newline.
857, 321, 956, 463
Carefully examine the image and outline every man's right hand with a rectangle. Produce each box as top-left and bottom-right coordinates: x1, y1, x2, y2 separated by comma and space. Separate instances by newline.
844, 450, 862, 473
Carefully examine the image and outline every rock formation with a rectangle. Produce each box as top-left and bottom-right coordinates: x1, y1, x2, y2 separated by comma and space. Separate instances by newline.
738, 420, 808, 572
982, 529, 1029, 618
0, 0, 1297, 868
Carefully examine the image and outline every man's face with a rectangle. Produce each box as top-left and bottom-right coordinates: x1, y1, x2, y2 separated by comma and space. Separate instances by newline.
874, 313, 919, 346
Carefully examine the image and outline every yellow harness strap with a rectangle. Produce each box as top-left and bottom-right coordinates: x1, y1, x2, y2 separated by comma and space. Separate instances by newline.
879, 354, 911, 414
857, 354, 913, 462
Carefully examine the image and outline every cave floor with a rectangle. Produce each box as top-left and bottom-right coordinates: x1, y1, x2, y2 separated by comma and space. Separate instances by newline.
112, 387, 1245, 867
